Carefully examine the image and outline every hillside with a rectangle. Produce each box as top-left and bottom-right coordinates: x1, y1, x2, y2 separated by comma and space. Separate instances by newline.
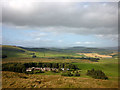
21, 46, 116, 55
2, 45, 117, 58
2, 45, 32, 58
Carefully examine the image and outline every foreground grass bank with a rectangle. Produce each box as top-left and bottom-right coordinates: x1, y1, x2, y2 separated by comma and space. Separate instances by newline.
2, 71, 118, 88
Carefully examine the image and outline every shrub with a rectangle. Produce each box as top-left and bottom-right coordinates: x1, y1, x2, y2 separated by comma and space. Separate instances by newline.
32, 55, 36, 58
74, 72, 80, 76
61, 72, 73, 76
33, 70, 44, 74
52, 70, 59, 73
87, 69, 108, 80
2, 55, 7, 58
61, 73, 67, 76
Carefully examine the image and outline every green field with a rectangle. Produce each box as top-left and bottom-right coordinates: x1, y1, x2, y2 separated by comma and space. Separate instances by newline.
1, 45, 119, 88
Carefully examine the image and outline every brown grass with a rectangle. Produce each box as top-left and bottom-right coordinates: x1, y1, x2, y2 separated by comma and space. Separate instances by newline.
77, 53, 112, 58
2, 57, 93, 64
2, 71, 118, 88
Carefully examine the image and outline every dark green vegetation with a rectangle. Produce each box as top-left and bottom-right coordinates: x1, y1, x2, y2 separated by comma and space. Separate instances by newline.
20, 46, 116, 55
2, 55, 7, 58
2, 62, 78, 73
39, 56, 100, 62
87, 69, 108, 80
2, 45, 31, 58
61, 71, 80, 77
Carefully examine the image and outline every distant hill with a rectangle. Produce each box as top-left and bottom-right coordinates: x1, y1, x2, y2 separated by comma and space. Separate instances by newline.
20, 46, 116, 55
62, 46, 115, 55
2, 45, 26, 52
2, 45, 117, 58
100, 47, 118, 50
20, 47, 51, 52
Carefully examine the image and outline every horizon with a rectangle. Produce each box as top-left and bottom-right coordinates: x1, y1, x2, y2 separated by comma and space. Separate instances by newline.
2, 1, 118, 48
1, 44, 118, 49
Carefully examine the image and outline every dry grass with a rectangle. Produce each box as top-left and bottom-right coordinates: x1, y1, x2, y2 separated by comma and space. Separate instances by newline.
77, 53, 112, 58
2, 57, 93, 64
2, 71, 118, 88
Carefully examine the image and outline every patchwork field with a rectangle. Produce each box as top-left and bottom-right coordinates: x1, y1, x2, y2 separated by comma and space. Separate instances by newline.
1, 45, 119, 88
77, 53, 112, 58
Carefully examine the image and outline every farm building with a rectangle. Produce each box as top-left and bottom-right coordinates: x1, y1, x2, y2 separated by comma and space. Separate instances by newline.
26, 68, 34, 72
26, 67, 69, 72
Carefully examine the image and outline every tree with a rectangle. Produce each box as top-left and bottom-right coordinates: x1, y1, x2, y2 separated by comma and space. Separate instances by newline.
86, 69, 108, 80
32, 55, 36, 58
2, 55, 7, 58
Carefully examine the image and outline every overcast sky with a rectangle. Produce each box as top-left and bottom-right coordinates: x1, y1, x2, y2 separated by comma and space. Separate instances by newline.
1, 0, 118, 48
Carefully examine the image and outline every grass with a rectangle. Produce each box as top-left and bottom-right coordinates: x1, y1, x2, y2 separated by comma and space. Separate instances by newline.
2, 45, 119, 88
2, 45, 85, 58
73, 58, 118, 78
2, 71, 118, 88
35, 71, 61, 75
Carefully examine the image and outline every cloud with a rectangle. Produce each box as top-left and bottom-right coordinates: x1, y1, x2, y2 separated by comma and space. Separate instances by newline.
30, 32, 47, 37
75, 42, 81, 44
95, 34, 118, 41
35, 37, 41, 41
1, 1, 118, 47
58, 40, 63, 43
2, 2, 118, 36
75, 41, 96, 45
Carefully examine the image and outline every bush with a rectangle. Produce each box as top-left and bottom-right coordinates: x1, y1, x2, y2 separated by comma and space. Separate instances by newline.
33, 70, 44, 74
74, 72, 80, 76
32, 55, 36, 58
52, 70, 59, 73
2, 55, 7, 58
61, 73, 68, 76
87, 69, 108, 80
61, 72, 73, 76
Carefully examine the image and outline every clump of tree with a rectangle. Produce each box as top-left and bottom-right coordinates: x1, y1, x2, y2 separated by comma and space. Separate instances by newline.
31, 53, 37, 58
86, 69, 108, 80
46, 56, 100, 62
2, 62, 79, 73
74, 71, 80, 76
2, 55, 7, 58
33, 70, 44, 74
24, 62, 78, 70
61, 71, 80, 77
61, 71, 73, 76
2, 63, 26, 73
32, 55, 36, 58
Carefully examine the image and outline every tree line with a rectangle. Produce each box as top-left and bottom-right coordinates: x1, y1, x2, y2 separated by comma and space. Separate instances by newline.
2, 62, 78, 73
47, 56, 100, 62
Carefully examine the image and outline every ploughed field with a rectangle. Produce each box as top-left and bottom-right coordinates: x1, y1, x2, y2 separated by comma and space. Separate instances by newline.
1, 45, 119, 88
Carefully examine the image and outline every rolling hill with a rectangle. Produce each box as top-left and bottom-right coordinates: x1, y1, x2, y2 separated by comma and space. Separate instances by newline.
1, 45, 117, 58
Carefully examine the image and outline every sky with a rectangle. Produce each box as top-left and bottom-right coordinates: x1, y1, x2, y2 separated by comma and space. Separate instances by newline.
1, 0, 118, 48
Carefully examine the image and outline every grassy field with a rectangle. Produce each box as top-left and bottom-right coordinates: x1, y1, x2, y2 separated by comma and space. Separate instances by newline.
77, 53, 112, 58
2, 71, 118, 88
2, 45, 119, 88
